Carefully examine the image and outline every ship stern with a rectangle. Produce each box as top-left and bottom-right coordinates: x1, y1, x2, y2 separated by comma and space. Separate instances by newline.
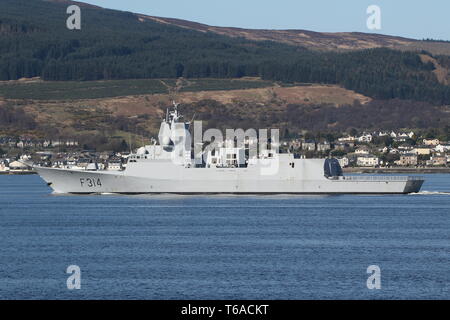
402, 178, 424, 193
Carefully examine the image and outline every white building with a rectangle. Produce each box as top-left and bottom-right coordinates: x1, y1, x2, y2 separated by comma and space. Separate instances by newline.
423, 138, 440, 146
435, 144, 450, 153
397, 132, 414, 139
389, 148, 400, 154
380, 146, 389, 153
8, 161, 29, 171
0, 162, 10, 172
317, 141, 331, 152
357, 155, 379, 167
107, 162, 122, 171
355, 147, 370, 155
338, 136, 356, 142
357, 134, 373, 143
337, 157, 349, 168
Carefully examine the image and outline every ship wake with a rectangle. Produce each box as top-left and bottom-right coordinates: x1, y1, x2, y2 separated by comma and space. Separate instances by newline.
409, 191, 450, 195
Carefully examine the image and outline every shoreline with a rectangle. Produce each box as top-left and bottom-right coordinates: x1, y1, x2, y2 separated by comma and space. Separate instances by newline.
343, 167, 450, 174
0, 171, 37, 175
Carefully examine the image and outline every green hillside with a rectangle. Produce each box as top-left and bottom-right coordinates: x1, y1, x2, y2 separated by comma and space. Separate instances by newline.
0, 0, 450, 105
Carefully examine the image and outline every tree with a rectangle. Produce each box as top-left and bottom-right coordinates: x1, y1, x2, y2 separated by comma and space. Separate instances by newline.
119, 139, 129, 152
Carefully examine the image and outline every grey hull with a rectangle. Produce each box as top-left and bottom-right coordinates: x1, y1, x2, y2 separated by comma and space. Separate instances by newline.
35, 163, 424, 195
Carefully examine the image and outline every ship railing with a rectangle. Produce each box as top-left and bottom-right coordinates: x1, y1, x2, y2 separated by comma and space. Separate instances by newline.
341, 175, 423, 181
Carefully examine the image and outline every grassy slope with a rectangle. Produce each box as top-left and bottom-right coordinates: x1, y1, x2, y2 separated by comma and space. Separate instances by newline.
0, 78, 373, 142
0, 78, 277, 100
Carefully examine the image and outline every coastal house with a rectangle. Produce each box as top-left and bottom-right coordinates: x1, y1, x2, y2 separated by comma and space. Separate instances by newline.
397, 144, 414, 154
389, 148, 400, 154
356, 154, 379, 167
76, 158, 91, 169
355, 146, 370, 155
317, 141, 331, 152
8, 160, 29, 171
398, 132, 414, 139
65, 140, 79, 146
412, 146, 432, 155
338, 136, 356, 142
8, 139, 17, 147
24, 140, 34, 147
435, 144, 450, 153
301, 140, 316, 151
52, 160, 65, 168
337, 157, 349, 168
51, 140, 62, 147
393, 137, 407, 142
423, 138, 440, 146
357, 133, 373, 143
0, 160, 10, 172
426, 155, 447, 166
107, 156, 123, 171
333, 141, 355, 151
380, 146, 389, 153
289, 139, 302, 150
395, 154, 418, 166
107, 161, 122, 171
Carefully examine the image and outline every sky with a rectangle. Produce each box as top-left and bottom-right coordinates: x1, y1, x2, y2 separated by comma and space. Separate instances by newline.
80, 0, 449, 40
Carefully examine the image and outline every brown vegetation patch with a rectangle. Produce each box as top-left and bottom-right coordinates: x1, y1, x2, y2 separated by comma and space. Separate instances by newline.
419, 54, 449, 85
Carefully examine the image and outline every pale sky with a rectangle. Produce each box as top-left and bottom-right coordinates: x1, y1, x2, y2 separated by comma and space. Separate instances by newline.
80, 0, 450, 40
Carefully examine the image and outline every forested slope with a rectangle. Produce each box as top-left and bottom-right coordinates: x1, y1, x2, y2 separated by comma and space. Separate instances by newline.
1, 0, 450, 105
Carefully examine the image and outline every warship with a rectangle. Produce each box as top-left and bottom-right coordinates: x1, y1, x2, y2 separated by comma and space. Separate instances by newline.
33, 104, 424, 194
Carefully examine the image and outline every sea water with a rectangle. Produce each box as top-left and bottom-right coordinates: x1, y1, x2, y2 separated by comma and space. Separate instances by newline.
0, 174, 449, 299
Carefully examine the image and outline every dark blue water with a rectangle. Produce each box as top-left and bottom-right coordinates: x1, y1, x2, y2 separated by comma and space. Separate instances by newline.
0, 174, 449, 299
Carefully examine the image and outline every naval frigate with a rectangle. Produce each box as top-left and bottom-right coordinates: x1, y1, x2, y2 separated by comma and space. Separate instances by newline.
33, 105, 424, 194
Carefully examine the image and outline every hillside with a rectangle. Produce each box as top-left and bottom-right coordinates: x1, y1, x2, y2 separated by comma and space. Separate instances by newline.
1, 84, 449, 150
0, 78, 276, 100
1, 0, 450, 105
0, 77, 372, 135
143, 15, 450, 55
48, 0, 450, 55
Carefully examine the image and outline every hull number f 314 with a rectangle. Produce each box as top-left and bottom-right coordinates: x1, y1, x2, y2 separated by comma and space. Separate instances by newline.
80, 178, 102, 188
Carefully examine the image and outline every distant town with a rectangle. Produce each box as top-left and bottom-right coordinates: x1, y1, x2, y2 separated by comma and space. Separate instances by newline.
0, 130, 449, 174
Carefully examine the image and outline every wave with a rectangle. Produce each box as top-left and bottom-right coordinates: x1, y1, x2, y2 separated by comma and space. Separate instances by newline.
409, 191, 450, 195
